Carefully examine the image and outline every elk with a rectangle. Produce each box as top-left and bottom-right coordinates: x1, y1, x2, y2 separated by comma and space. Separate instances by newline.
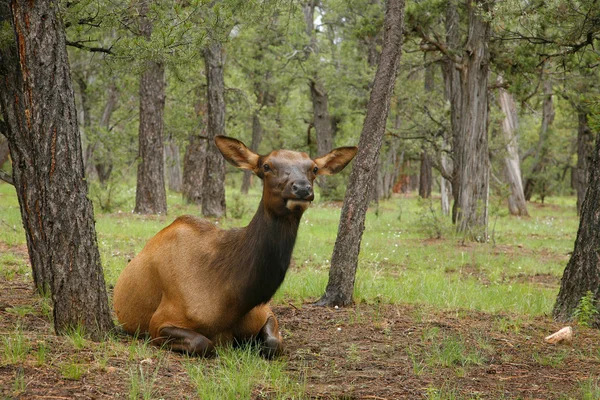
113, 136, 357, 357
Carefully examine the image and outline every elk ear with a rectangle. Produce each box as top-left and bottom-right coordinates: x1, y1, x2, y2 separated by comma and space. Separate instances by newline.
214, 136, 259, 171
314, 146, 358, 175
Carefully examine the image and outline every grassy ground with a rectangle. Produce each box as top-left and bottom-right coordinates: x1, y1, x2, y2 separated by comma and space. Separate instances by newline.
1, 181, 598, 399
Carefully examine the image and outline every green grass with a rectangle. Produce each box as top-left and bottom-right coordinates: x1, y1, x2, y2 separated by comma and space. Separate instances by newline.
1, 326, 31, 365
186, 344, 306, 399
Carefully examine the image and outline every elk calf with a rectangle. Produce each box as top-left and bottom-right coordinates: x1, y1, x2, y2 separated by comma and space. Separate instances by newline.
113, 136, 357, 357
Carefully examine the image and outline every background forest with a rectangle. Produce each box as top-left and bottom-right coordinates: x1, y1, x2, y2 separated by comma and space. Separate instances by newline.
1, 0, 600, 398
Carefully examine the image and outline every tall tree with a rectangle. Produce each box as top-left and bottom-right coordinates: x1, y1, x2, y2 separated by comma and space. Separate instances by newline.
497, 76, 529, 216
0, 0, 113, 339
574, 111, 594, 214
134, 0, 167, 215
202, 40, 227, 217
523, 73, 554, 201
553, 131, 600, 325
304, 0, 335, 197
316, 0, 406, 306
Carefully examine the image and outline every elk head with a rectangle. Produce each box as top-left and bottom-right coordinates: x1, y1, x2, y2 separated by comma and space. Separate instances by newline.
215, 136, 358, 217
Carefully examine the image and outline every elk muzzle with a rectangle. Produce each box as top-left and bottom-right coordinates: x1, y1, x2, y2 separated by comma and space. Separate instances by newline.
285, 179, 314, 212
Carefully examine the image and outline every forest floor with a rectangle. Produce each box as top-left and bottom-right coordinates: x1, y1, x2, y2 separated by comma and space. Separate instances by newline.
0, 241, 599, 400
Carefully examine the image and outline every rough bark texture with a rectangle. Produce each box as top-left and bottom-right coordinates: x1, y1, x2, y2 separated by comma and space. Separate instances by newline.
553, 132, 600, 326
165, 138, 182, 192
202, 41, 227, 217
316, 0, 405, 307
241, 112, 264, 194
451, 0, 492, 241
574, 111, 593, 215
497, 77, 528, 216
0, 0, 113, 339
419, 150, 432, 198
134, 1, 167, 215
524, 77, 554, 201
182, 134, 207, 204
0, 133, 9, 168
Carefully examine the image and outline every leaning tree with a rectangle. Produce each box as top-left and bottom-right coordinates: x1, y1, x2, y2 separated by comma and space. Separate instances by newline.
316, 0, 406, 306
0, 0, 113, 339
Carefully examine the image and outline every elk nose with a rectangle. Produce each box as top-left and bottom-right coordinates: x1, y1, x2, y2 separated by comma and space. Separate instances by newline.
292, 181, 312, 199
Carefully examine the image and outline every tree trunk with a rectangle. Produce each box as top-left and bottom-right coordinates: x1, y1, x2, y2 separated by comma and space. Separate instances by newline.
553, 132, 600, 326
134, 2, 167, 215
182, 134, 207, 204
497, 76, 528, 216
452, 0, 492, 241
524, 76, 554, 201
574, 111, 593, 215
304, 1, 335, 198
202, 41, 227, 217
419, 150, 432, 198
441, 0, 461, 222
241, 111, 263, 194
94, 80, 118, 185
0, 0, 113, 339
0, 133, 9, 168
165, 137, 182, 192
316, 0, 405, 307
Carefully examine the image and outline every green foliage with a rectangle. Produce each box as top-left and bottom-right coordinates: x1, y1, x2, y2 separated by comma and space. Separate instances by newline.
574, 290, 599, 327
415, 197, 451, 239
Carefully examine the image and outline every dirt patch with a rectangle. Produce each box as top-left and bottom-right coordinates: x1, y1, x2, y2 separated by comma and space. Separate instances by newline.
445, 263, 492, 285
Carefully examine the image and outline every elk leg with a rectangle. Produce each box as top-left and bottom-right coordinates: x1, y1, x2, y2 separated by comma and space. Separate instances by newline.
154, 327, 215, 357
258, 316, 283, 359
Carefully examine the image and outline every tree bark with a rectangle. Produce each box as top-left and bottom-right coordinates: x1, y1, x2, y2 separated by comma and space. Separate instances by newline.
553, 132, 600, 326
134, 1, 167, 215
182, 134, 207, 204
451, 0, 492, 241
0, 133, 9, 168
241, 111, 263, 194
316, 0, 405, 307
524, 76, 554, 201
497, 76, 529, 216
202, 41, 227, 217
574, 111, 593, 215
419, 150, 432, 198
165, 137, 182, 192
441, 0, 460, 221
0, 0, 113, 339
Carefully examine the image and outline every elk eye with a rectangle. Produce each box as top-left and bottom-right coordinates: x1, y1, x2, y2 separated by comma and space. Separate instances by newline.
313, 166, 319, 174
263, 164, 271, 172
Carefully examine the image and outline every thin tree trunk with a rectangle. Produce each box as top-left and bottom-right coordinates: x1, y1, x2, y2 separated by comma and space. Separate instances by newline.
574, 111, 593, 215
304, 1, 335, 197
0, 0, 113, 339
452, 0, 492, 241
524, 76, 554, 201
553, 132, 600, 326
316, 0, 405, 307
182, 134, 207, 204
165, 137, 182, 192
202, 41, 227, 217
419, 150, 432, 198
241, 111, 263, 194
442, 0, 461, 222
134, 1, 167, 214
497, 76, 528, 216
95, 80, 118, 185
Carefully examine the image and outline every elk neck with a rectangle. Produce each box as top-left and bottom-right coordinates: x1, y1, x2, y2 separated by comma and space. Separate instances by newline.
219, 199, 302, 310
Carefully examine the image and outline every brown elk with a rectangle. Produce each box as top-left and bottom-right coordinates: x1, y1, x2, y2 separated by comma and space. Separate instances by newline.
113, 136, 357, 357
